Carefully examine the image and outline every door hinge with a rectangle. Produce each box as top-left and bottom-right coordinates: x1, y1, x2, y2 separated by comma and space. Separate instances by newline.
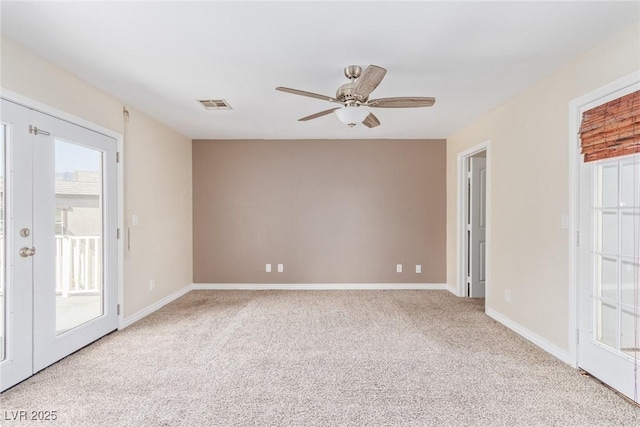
117, 304, 121, 316
29, 125, 51, 136
576, 231, 580, 246
116, 152, 120, 163
576, 329, 579, 344
117, 228, 120, 239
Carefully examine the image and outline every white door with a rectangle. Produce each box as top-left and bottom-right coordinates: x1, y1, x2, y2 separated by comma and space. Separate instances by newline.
578, 152, 640, 403
0, 99, 33, 390
0, 99, 118, 391
468, 156, 487, 298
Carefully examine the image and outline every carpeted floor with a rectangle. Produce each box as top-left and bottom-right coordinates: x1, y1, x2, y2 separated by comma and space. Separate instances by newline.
2, 290, 639, 426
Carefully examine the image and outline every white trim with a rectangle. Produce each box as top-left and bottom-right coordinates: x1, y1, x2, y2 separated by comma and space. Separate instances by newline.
568, 92, 581, 368
192, 283, 448, 290
117, 133, 124, 328
456, 141, 491, 299
0, 89, 121, 141
486, 308, 572, 365
445, 284, 458, 295
114, 106, 124, 329
121, 284, 192, 329
568, 70, 640, 368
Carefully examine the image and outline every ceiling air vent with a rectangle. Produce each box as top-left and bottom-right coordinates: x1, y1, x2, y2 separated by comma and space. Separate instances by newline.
198, 99, 232, 110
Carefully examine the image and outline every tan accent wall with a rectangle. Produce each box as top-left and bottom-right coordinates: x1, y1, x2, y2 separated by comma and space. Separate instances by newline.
446, 22, 640, 352
193, 139, 446, 284
1, 37, 193, 318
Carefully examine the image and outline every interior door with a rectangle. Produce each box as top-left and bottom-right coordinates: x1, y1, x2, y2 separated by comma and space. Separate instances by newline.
0, 98, 118, 391
468, 156, 487, 298
579, 152, 640, 403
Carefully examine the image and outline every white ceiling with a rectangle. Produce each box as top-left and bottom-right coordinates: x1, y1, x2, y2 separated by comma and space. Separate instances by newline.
1, 1, 638, 140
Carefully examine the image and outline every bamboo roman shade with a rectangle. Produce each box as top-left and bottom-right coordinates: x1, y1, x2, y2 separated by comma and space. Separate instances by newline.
579, 90, 640, 162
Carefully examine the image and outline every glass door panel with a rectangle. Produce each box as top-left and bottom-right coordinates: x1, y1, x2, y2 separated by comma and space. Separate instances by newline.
621, 309, 640, 357
54, 140, 104, 334
592, 158, 640, 354
621, 261, 639, 305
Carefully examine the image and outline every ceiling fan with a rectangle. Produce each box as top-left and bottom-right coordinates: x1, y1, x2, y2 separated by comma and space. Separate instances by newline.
276, 65, 435, 128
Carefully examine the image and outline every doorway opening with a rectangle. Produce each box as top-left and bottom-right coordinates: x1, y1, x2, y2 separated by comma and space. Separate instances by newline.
457, 142, 490, 301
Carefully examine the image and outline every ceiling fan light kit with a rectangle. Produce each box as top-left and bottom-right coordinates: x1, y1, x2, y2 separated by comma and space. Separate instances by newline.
335, 106, 370, 127
276, 64, 436, 129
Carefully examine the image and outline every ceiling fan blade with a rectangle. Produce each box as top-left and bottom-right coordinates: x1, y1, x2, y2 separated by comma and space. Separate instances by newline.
362, 112, 381, 128
353, 65, 387, 98
276, 86, 338, 103
367, 97, 436, 108
298, 107, 341, 121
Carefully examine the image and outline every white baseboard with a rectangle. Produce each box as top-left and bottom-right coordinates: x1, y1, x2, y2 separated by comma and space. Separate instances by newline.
120, 284, 192, 329
192, 283, 448, 290
486, 308, 572, 365
445, 284, 459, 296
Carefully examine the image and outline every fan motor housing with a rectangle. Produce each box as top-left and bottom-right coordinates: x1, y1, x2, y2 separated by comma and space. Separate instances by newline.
336, 82, 367, 104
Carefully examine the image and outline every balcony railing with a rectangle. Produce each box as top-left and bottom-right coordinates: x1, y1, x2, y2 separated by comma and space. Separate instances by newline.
55, 236, 101, 296
0, 236, 100, 297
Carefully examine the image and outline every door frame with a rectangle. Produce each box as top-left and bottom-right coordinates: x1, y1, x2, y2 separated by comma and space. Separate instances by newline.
568, 70, 640, 369
456, 141, 491, 299
0, 88, 125, 329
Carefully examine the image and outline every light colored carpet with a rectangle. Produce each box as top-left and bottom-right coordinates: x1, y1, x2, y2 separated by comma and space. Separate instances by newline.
2, 290, 639, 426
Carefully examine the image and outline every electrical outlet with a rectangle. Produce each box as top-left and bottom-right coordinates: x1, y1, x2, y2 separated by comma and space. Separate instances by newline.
278, 264, 284, 273
266, 264, 272, 273
396, 264, 402, 273
415, 265, 422, 274
149, 279, 155, 291
504, 290, 511, 302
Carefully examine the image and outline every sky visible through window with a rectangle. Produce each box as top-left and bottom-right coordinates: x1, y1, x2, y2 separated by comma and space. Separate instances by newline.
55, 139, 101, 176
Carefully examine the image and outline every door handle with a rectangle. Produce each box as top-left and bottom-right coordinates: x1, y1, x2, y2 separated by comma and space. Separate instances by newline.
19, 247, 36, 257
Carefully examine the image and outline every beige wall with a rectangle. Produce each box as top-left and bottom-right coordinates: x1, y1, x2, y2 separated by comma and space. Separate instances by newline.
1, 37, 193, 318
446, 22, 640, 352
193, 139, 446, 284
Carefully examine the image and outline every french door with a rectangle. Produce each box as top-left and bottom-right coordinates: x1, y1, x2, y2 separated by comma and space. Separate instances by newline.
579, 150, 640, 402
0, 99, 118, 391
